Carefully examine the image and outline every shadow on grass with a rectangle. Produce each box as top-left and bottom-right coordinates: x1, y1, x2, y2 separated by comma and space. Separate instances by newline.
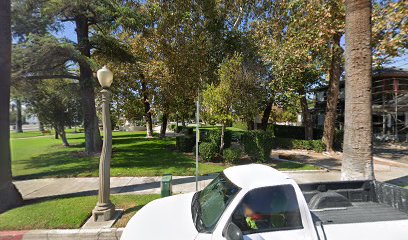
13, 133, 193, 180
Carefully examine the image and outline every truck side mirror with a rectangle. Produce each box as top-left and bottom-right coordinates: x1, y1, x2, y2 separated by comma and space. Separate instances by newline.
225, 222, 243, 240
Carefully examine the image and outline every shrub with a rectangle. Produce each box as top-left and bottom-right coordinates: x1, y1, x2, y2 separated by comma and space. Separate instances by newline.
241, 131, 275, 163
272, 138, 325, 152
223, 146, 242, 164
269, 124, 323, 140
199, 142, 219, 162
168, 124, 177, 131
176, 135, 195, 152
175, 126, 183, 133
181, 127, 194, 136
201, 129, 232, 148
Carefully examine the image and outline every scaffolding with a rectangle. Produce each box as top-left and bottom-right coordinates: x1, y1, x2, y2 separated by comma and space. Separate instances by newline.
372, 68, 408, 141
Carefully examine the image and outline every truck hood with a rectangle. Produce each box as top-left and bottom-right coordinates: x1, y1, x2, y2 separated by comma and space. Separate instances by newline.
121, 192, 198, 240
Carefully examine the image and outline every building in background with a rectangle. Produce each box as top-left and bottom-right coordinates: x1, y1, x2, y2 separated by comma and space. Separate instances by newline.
312, 67, 408, 141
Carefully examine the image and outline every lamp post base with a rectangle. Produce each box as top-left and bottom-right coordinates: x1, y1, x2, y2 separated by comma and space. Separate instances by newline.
92, 202, 115, 222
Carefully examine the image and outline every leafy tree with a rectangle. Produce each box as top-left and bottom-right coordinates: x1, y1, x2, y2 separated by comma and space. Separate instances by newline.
25, 80, 82, 146
253, 0, 328, 139
202, 53, 261, 152
372, 0, 408, 67
10, 0, 138, 153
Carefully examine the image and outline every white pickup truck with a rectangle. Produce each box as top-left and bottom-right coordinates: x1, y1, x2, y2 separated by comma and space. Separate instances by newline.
121, 164, 408, 240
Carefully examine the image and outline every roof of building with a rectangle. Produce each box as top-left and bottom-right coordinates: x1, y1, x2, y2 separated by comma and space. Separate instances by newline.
223, 164, 292, 189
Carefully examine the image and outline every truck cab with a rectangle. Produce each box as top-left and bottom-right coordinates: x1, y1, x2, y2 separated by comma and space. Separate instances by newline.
120, 164, 408, 240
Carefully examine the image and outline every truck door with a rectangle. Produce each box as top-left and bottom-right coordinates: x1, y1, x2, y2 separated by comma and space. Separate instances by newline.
226, 185, 309, 240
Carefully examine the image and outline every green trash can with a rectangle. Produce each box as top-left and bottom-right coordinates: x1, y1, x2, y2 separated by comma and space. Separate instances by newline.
161, 174, 173, 197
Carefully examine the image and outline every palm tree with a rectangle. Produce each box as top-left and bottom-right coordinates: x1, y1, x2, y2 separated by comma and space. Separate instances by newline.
0, 0, 23, 213
341, 0, 374, 180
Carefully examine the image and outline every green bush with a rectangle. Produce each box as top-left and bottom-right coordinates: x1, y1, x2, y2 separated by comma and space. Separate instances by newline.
168, 124, 177, 131
175, 126, 183, 133
223, 146, 242, 164
241, 131, 275, 163
181, 127, 194, 136
272, 138, 325, 152
199, 142, 219, 162
176, 135, 195, 152
201, 129, 232, 148
268, 124, 323, 140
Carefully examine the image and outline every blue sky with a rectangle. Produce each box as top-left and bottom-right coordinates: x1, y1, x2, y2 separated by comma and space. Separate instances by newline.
56, 22, 407, 69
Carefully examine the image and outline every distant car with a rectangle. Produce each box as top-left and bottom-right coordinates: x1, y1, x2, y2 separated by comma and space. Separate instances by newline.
121, 164, 408, 240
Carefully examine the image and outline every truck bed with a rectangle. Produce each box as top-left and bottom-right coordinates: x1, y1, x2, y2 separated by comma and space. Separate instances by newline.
311, 201, 408, 225
299, 180, 408, 225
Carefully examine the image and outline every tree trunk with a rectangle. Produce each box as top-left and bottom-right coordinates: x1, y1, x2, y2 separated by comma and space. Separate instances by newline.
260, 99, 273, 131
56, 126, 69, 147
39, 121, 44, 131
323, 33, 343, 152
220, 124, 226, 153
300, 91, 313, 140
247, 120, 254, 130
54, 127, 59, 139
160, 112, 168, 138
342, 0, 374, 180
0, 0, 23, 213
141, 79, 153, 138
75, 15, 102, 153
15, 99, 23, 133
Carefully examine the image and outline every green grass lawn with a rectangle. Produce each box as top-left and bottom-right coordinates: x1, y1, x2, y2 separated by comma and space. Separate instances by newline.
11, 131, 317, 180
11, 131, 226, 179
0, 194, 159, 230
10, 131, 48, 139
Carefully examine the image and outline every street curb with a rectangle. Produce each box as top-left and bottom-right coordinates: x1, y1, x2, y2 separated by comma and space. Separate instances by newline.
270, 157, 330, 173
374, 156, 408, 168
0, 228, 124, 240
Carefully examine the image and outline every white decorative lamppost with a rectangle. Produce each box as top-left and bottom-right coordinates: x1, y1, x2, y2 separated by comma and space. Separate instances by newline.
92, 66, 115, 221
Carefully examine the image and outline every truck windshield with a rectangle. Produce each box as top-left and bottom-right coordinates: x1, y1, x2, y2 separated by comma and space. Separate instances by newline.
192, 173, 240, 233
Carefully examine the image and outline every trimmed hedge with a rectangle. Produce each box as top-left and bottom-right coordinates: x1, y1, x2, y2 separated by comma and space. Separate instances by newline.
181, 127, 194, 136
268, 124, 323, 140
241, 131, 275, 163
272, 138, 325, 152
176, 135, 195, 152
200, 129, 232, 149
199, 142, 219, 162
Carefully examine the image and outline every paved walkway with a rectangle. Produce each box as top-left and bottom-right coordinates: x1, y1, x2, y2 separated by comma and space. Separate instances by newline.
14, 162, 407, 201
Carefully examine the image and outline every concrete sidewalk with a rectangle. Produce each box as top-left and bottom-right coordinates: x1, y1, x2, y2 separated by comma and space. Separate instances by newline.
0, 228, 123, 240
14, 165, 407, 201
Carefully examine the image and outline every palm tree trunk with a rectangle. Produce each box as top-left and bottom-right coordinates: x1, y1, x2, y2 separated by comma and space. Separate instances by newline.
0, 0, 23, 213
342, 0, 374, 180
75, 15, 102, 153
323, 33, 343, 152
15, 99, 23, 133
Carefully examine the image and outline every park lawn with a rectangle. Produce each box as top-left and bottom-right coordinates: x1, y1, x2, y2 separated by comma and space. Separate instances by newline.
0, 194, 159, 230
11, 131, 226, 179
11, 131, 317, 179
10, 131, 48, 139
